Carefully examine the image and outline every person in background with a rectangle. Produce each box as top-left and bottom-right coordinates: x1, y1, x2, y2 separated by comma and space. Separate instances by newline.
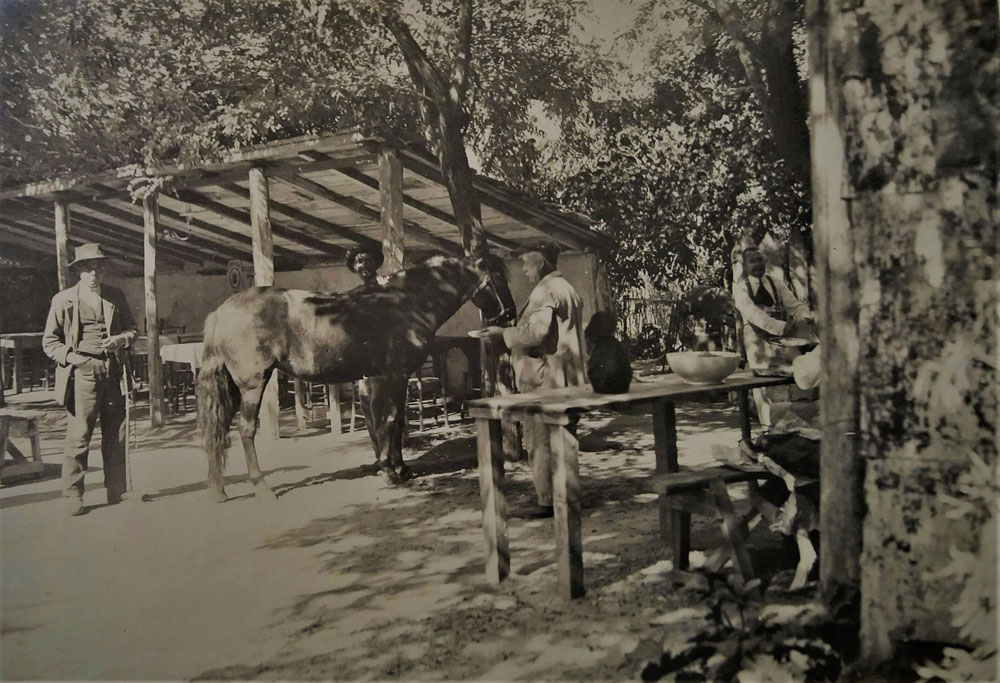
733, 246, 816, 375
585, 311, 632, 394
42, 244, 138, 517
732, 245, 817, 428
346, 245, 388, 286
345, 245, 391, 468
481, 243, 586, 518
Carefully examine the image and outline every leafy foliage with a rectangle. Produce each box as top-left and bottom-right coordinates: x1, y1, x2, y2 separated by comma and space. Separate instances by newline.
0, 0, 604, 189
534, 3, 809, 298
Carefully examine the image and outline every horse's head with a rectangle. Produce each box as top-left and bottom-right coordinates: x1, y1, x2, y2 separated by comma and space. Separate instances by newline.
468, 253, 516, 326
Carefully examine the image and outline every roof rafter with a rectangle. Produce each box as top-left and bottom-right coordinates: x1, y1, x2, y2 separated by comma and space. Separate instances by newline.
173, 188, 345, 258
216, 182, 381, 249
267, 172, 463, 256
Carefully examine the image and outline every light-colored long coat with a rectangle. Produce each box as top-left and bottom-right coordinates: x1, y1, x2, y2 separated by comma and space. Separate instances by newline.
502, 271, 587, 392
42, 283, 138, 406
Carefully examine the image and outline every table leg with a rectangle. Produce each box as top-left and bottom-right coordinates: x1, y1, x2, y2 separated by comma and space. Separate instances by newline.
13, 342, 23, 394
738, 389, 752, 443
477, 417, 509, 584
653, 400, 690, 569
550, 417, 584, 599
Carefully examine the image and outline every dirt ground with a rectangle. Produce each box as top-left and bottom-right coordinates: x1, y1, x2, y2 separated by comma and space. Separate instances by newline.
1, 383, 796, 681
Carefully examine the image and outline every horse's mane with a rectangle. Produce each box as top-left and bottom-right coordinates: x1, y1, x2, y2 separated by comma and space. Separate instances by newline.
381, 253, 508, 287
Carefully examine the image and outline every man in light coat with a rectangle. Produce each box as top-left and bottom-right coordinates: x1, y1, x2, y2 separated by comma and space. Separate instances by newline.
732, 246, 815, 376
42, 244, 138, 516
482, 243, 586, 518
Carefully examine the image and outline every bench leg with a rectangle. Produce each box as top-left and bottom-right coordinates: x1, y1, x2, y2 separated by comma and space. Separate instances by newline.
477, 417, 509, 584
709, 479, 757, 584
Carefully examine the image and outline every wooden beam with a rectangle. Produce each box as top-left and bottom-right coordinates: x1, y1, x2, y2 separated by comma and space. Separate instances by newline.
85, 196, 247, 263
335, 166, 520, 251
218, 182, 380, 248
175, 188, 345, 258
8, 198, 197, 266
248, 167, 279, 441
60, 194, 228, 265
0, 215, 147, 268
54, 200, 71, 289
378, 146, 406, 273
270, 166, 464, 256
0, 128, 376, 201
143, 193, 166, 427
398, 151, 598, 251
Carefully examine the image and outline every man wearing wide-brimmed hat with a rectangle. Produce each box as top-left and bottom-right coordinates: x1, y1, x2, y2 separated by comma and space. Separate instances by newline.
481, 242, 587, 518
42, 243, 138, 516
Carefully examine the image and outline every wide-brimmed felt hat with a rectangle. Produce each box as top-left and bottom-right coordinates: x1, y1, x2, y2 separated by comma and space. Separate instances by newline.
68, 243, 112, 268
345, 245, 384, 273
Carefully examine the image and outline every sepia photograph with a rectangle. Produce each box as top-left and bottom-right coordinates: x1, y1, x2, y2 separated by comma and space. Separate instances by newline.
0, 0, 996, 680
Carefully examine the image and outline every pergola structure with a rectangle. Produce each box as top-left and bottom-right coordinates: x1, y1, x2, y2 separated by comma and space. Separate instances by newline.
0, 129, 609, 429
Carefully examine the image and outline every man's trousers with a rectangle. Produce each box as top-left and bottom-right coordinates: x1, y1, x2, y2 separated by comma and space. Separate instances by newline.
62, 359, 127, 503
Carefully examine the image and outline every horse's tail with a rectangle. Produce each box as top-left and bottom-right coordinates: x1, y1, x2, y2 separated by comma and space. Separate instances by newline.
197, 311, 240, 471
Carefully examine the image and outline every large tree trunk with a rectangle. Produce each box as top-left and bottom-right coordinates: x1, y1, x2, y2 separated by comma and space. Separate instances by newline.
824, 0, 998, 665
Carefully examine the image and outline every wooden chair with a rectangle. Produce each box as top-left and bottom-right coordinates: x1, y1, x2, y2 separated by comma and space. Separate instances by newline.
407, 357, 449, 431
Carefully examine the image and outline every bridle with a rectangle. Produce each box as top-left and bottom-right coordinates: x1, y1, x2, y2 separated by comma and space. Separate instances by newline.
472, 260, 516, 326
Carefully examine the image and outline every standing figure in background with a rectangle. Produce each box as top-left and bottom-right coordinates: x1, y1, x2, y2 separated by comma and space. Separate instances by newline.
346, 245, 388, 287
42, 244, 138, 517
482, 243, 586, 518
346, 245, 391, 465
732, 246, 816, 376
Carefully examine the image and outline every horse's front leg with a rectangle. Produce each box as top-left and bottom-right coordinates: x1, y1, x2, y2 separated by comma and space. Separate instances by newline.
371, 375, 411, 484
238, 377, 277, 501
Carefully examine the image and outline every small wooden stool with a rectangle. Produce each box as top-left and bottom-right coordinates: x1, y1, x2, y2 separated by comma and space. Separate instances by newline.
0, 410, 46, 481
648, 464, 777, 583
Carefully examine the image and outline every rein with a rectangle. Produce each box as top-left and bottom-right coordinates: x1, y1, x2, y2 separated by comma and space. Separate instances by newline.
475, 267, 515, 326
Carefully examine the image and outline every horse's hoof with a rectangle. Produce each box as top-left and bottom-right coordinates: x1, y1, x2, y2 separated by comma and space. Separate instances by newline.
398, 466, 414, 482
380, 468, 403, 485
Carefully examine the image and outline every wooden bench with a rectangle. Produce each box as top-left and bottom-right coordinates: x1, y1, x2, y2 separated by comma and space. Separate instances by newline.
0, 410, 46, 482
649, 461, 819, 588
649, 464, 775, 584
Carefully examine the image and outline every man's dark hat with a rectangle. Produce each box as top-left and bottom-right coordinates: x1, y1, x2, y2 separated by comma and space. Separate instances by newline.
345, 245, 385, 273
68, 243, 112, 268
517, 241, 562, 266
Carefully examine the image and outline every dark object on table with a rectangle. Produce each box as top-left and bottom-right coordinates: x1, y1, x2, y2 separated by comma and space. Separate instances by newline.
585, 311, 633, 393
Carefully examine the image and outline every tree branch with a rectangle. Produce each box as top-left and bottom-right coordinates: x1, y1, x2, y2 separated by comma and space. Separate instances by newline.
449, 0, 473, 105
380, 10, 449, 108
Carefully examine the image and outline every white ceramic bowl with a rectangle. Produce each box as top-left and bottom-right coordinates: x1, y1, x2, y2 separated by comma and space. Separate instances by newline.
666, 351, 740, 385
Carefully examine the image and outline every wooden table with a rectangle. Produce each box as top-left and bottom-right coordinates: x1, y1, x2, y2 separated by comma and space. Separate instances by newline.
468, 371, 794, 600
0, 333, 44, 395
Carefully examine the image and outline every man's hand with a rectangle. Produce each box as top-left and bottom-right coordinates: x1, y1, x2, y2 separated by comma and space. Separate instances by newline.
101, 334, 128, 352
480, 326, 507, 345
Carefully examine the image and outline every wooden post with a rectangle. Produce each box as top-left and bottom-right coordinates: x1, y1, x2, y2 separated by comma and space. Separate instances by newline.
378, 145, 405, 275
54, 200, 71, 290
294, 380, 308, 431
249, 166, 279, 441
476, 416, 509, 584
807, 0, 861, 595
143, 194, 165, 427
550, 416, 584, 599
